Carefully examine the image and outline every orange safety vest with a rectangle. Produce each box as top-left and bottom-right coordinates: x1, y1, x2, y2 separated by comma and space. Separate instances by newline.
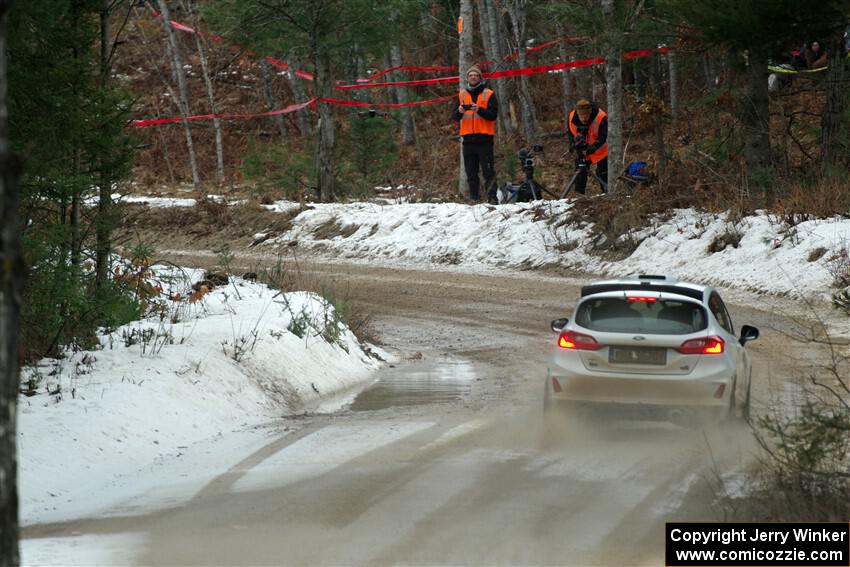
459, 89, 495, 137
568, 109, 608, 164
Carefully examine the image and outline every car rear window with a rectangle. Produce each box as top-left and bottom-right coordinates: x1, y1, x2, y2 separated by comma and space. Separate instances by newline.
574, 297, 708, 334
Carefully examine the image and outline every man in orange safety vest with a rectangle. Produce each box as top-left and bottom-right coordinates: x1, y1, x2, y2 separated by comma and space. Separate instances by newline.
452, 65, 499, 202
567, 98, 608, 195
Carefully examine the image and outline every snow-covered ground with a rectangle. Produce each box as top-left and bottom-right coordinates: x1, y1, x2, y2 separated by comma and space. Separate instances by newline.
18, 197, 850, 564
256, 200, 849, 300
19, 267, 386, 529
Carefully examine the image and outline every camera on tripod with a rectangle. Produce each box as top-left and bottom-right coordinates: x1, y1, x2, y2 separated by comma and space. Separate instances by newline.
517, 144, 544, 170
493, 144, 549, 204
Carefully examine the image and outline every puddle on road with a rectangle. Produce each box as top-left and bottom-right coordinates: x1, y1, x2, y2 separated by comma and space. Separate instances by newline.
350, 357, 477, 411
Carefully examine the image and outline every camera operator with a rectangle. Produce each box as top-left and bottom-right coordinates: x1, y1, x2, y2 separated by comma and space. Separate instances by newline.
567, 98, 608, 195
452, 65, 499, 202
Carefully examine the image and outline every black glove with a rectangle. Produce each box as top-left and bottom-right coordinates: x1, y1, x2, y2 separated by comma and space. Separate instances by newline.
586, 142, 598, 154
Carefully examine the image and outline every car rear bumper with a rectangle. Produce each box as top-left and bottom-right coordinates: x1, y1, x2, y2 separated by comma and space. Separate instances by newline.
546, 370, 732, 413
545, 396, 730, 422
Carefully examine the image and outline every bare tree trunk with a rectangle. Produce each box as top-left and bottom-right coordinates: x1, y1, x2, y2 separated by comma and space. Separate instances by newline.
821, 30, 848, 172
577, 44, 593, 98
483, 0, 512, 136
602, 0, 623, 194
556, 21, 574, 129
70, 191, 80, 267
95, 0, 112, 292
71, 4, 82, 268
354, 50, 373, 105
0, 0, 22, 561
506, 0, 539, 143
156, 0, 200, 188
458, 0, 473, 198
650, 55, 667, 181
287, 52, 312, 137
314, 52, 335, 202
668, 51, 679, 119
186, 0, 223, 184
478, 0, 491, 57
742, 46, 771, 182
260, 59, 287, 143
390, 43, 417, 146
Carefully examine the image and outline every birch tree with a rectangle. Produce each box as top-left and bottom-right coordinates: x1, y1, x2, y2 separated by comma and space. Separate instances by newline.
458, 0, 473, 198
156, 0, 200, 188
185, 0, 224, 183
0, 1, 21, 562
390, 43, 417, 146
506, 0, 540, 143
556, 20, 574, 127
601, 0, 623, 194
260, 58, 288, 143
667, 50, 679, 119
481, 0, 512, 136
286, 52, 312, 138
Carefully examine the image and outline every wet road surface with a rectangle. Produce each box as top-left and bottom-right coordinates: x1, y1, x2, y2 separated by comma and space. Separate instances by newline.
22, 258, 841, 565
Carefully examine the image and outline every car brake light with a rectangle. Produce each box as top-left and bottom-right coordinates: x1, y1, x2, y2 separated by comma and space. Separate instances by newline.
557, 330, 601, 351
626, 296, 657, 303
677, 336, 725, 355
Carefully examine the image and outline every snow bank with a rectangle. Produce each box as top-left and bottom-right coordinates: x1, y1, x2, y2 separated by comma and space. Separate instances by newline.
17, 271, 383, 525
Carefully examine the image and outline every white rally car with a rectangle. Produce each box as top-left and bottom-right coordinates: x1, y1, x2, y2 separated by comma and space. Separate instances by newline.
545, 275, 759, 424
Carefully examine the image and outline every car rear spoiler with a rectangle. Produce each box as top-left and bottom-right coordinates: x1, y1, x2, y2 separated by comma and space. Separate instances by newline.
580, 283, 704, 301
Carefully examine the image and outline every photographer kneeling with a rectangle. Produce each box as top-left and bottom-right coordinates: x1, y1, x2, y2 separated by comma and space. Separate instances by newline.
568, 99, 608, 195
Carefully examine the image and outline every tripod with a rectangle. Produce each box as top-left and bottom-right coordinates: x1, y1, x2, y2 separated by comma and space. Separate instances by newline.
560, 156, 608, 198
494, 146, 559, 203
515, 160, 547, 200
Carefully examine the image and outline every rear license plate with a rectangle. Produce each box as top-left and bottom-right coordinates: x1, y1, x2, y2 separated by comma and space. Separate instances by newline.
608, 346, 666, 365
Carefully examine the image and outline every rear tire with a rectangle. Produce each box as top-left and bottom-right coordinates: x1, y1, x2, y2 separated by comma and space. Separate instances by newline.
741, 375, 752, 424
726, 379, 738, 422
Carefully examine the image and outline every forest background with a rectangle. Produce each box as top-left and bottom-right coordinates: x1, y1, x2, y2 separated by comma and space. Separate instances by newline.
1, 0, 850, 564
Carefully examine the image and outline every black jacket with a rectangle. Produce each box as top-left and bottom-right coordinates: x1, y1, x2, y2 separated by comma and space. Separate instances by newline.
452, 82, 499, 144
568, 103, 608, 154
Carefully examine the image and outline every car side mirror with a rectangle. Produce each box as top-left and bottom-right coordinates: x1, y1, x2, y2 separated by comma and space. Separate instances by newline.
551, 318, 569, 332
739, 324, 759, 346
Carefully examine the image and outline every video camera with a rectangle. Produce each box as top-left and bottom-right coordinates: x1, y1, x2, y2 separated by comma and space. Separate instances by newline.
518, 144, 544, 171
571, 132, 592, 169
493, 144, 548, 204
573, 133, 588, 152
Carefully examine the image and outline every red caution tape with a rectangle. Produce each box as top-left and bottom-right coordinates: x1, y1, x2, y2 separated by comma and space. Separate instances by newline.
317, 95, 456, 108
359, 36, 592, 83
263, 56, 314, 80
338, 48, 668, 90
337, 76, 460, 89
129, 95, 457, 128
358, 65, 458, 83
150, 10, 313, 81
150, 10, 223, 42
129, 99, 316, 128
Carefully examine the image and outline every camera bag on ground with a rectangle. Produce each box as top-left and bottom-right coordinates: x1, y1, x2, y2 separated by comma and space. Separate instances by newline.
493, 181, 542, 204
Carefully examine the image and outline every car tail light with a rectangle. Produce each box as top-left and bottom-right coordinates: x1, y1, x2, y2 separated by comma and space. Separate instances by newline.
557, 330, 601, 351
552, 377, 562, 393
626, 296, 657, 303
713, 384, 726, 399
676, 336, 725, 355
